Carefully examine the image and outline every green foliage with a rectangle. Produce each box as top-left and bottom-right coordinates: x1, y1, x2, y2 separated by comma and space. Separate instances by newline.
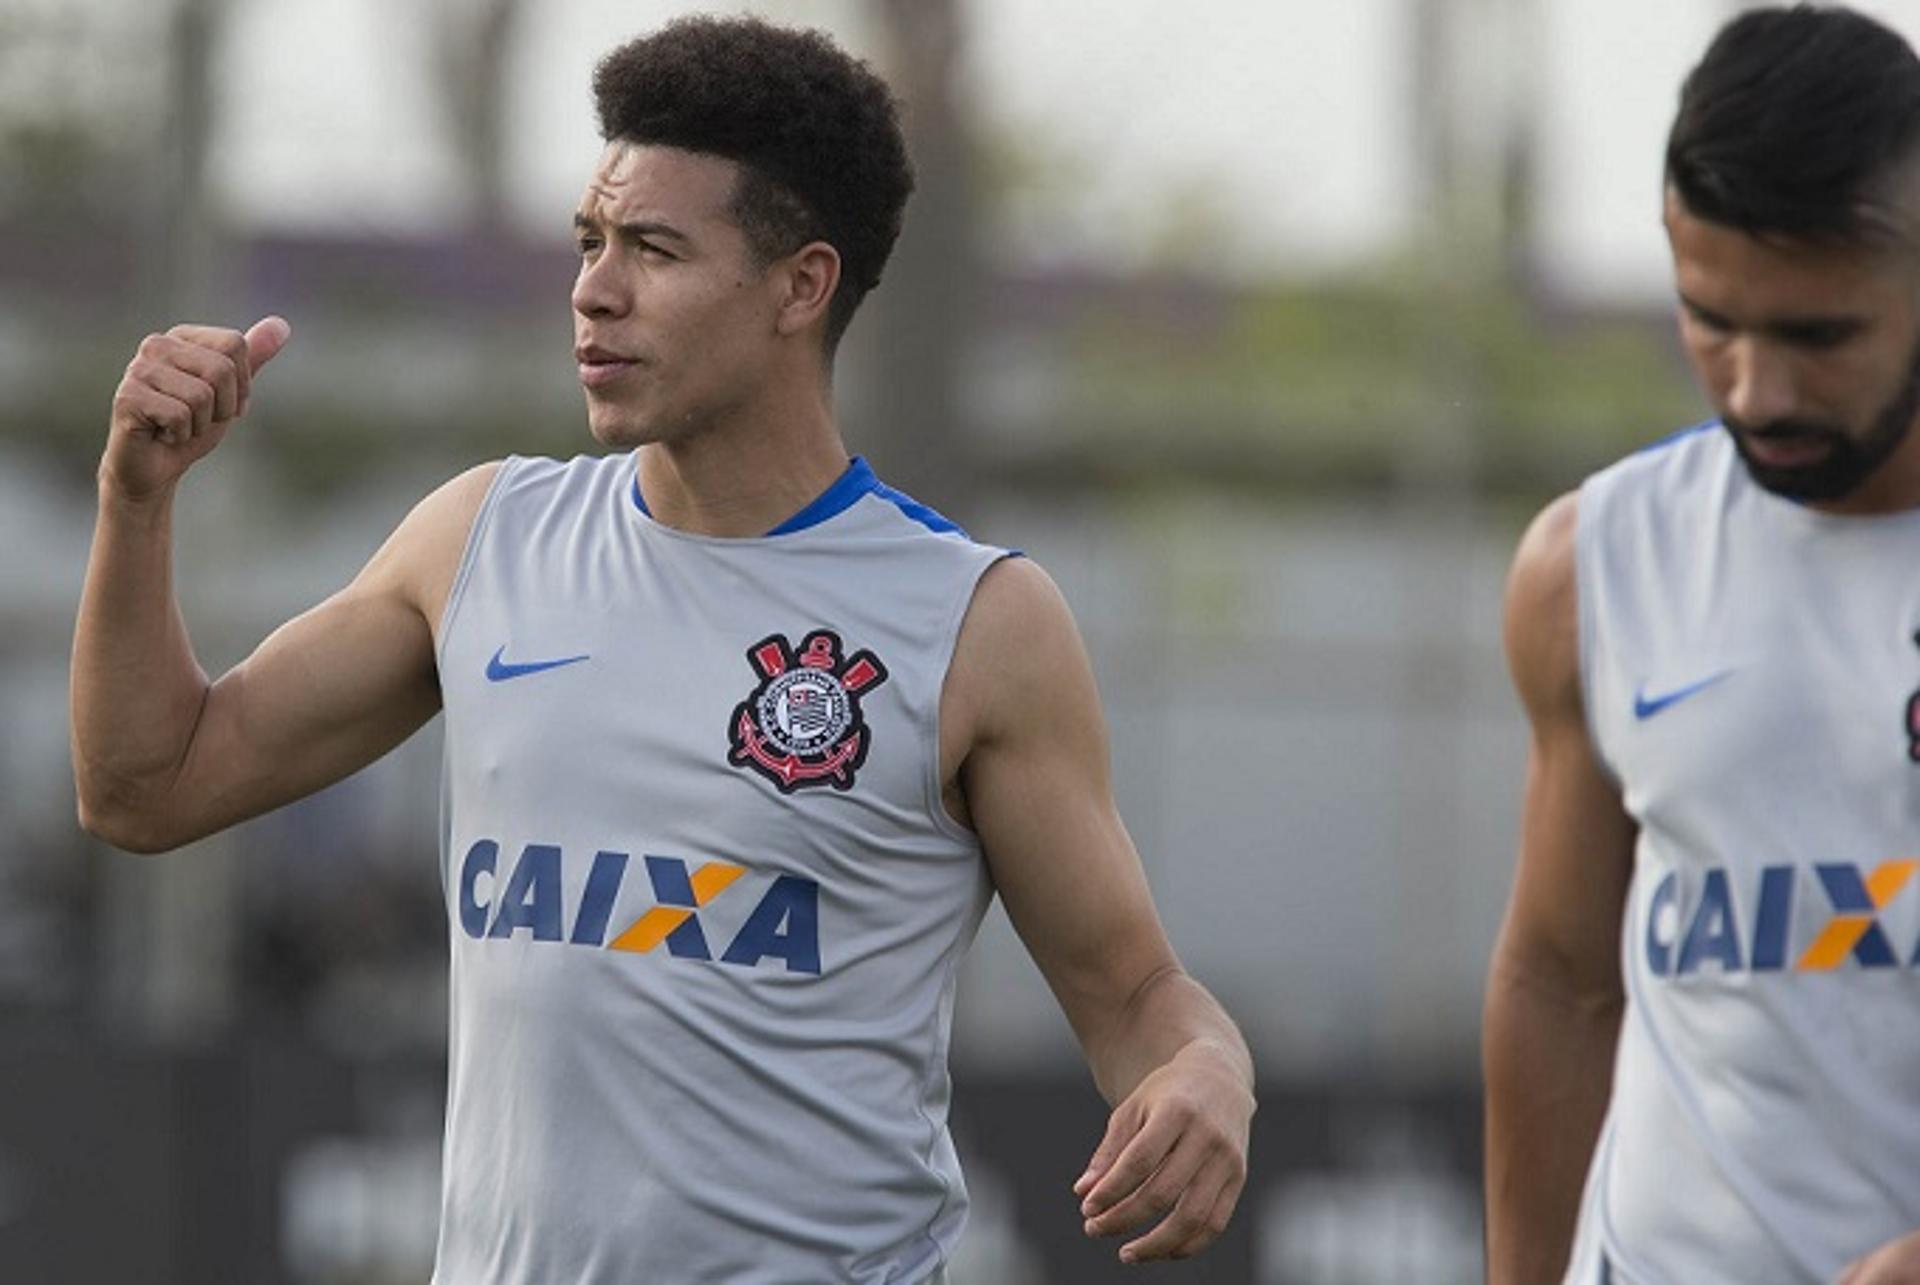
1042, 273, 1701, 495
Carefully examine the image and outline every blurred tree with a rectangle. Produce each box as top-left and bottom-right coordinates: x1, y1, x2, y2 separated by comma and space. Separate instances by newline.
850, 0, 980, 521
0, 3, 143, 216
428, 0, 524, 231
154, 0, 230, 320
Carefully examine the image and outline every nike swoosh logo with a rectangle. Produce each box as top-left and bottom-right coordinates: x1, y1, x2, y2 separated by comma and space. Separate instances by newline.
486, 645, 590, 683
1633, 670, 1733, 720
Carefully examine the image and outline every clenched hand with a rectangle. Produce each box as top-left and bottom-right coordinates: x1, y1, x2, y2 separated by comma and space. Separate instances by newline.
105, 316, 291, 500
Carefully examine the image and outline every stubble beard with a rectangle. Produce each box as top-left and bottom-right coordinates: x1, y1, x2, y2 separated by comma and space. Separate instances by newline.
1725, 345, 1920, 502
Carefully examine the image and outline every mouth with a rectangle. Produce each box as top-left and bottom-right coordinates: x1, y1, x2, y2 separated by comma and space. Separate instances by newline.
575, 346, 640, 390
1739, 432, 1833, 469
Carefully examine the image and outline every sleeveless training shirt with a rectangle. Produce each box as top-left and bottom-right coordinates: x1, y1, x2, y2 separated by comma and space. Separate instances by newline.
1567, 424, 1920, 1284
430, 452, 1008, 1284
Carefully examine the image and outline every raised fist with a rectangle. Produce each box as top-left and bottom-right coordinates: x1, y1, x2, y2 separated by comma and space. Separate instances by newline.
104, 316, 291, 500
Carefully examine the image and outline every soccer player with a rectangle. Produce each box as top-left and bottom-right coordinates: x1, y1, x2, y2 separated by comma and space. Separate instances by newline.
70, 16, 1254, 1283
1484, 7, 1920, 1283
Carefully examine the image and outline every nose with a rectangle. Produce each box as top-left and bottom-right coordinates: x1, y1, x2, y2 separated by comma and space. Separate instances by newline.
1722, 336, 1799, 426
571, 250, 627, 321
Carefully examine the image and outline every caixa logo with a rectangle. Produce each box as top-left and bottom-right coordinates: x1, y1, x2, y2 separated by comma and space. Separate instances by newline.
1647, 859, 1920, 977
457, 840, 820, 975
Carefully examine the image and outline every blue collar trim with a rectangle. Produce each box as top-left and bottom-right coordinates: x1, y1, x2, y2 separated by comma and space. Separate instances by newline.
766, 456, 877, 535
629, 456, 880, 535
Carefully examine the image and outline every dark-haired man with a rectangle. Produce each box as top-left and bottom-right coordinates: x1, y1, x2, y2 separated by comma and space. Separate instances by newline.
71, 16, 1253, 1283
1484, 6, 1920, 1283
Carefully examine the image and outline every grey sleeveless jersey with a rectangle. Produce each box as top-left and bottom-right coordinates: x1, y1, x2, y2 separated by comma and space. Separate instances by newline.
1567, 425, 1920, 1284
429, 452, 1008, 1284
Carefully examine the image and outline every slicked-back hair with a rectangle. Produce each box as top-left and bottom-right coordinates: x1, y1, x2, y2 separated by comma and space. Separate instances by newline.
593, 16, 914, 354
1667, 5, 1920, 245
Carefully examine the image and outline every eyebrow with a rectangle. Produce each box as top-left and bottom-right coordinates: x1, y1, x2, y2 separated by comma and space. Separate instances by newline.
572, 212, 691, 244
1678, 292, 1867, 339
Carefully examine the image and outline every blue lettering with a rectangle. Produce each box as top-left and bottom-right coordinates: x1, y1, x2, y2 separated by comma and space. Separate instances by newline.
570, 850, 629, 946
460, 840, 826, 974
1816, 863, 1877, 914
644, 855, 714, 959
1646, 870, 1679, 977
487, 843, 564, 941
458, 839, 499, 939
722, 876, 821, 974
1750, 865, 1794, 971
1677, 869, 1743, 975
1815, 865, 1899, 967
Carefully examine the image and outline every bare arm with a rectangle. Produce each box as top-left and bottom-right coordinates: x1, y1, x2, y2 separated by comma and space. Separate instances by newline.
71, 318, 496, 852
1839, 1230, 1920, 1283
944, 557, 1255, 1264
1482, 492, 1637, 1284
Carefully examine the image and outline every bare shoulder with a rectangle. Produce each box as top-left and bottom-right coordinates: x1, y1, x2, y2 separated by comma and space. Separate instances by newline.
949, 555, 1094, 737
1503, 491, 1582, 721
957, 555, 1078, 656
354, 460, 503, 634
401, 459, 502, 553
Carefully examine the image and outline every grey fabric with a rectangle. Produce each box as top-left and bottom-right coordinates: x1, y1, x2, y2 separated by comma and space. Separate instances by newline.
1565, 425, 1920, 1284
429, 452, 1008, 1284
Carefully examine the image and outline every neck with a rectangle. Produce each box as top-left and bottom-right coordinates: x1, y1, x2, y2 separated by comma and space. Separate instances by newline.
636, 389, 848, 537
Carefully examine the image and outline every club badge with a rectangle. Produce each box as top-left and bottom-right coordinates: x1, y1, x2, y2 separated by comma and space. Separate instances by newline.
728, 630, 890, 793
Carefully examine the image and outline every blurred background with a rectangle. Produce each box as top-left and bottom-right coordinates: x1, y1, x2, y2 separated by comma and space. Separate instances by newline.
0, 0, 1887, 1280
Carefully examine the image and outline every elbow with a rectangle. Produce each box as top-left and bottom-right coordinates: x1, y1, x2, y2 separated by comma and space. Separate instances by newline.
74, 784, 187, 855
1487, 943, 1625, 1021
1482, 950, 1625, 1077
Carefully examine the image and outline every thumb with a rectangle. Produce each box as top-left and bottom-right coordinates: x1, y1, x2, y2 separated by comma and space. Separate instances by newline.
244, 315, 292, 373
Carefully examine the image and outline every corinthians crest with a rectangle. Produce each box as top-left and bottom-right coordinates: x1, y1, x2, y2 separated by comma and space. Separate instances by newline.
729, 630, 890, 793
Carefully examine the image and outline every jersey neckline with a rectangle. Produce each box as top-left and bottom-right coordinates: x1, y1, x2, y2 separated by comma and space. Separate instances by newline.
1655, 424, 1920, 534
628, 454, 880, 539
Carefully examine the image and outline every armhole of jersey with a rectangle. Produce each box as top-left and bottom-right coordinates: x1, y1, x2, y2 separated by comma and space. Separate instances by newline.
923, 548, 1022, 845
1572, 481, 1623, 789
435, 456, 519, 669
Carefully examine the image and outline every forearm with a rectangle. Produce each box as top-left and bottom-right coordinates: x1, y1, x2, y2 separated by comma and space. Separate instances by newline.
1482, 961, 1621, 1285
70, 480, 211, 840
1087, 965, 1254, 1106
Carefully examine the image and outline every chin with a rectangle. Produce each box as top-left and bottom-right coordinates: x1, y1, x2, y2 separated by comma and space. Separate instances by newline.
583, 403, 662, 449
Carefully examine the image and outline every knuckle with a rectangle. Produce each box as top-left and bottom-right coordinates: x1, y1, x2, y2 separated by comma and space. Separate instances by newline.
1137, 1187, 1177, 1221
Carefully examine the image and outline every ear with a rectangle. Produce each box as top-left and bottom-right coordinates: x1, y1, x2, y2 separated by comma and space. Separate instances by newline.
772, 241, 841, 339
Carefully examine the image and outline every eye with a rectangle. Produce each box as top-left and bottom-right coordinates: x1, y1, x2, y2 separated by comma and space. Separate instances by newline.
576, 235, 603, 257
1683, 304, 1730, 335
1774, 321, 1857, 350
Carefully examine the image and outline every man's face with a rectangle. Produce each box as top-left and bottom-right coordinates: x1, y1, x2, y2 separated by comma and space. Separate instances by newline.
1664, 187, 1920, 513
571, 142, 781, 447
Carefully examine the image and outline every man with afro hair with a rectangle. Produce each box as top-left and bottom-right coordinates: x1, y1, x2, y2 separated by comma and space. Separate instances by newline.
72, 14, 1254, 1283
